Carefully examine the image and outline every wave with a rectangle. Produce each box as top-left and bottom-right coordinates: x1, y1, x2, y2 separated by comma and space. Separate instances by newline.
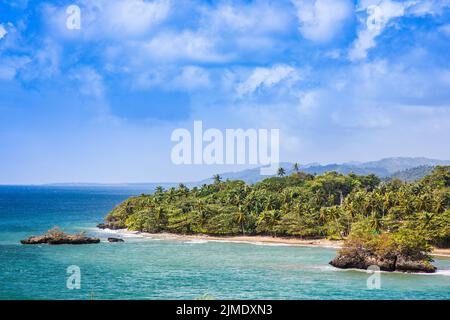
331, 266, 450, 276
184, 239, 209, 244
208, 239, 292, 247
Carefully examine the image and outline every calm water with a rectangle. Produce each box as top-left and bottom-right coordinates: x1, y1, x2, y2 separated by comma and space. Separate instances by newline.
0, 186, 449, 300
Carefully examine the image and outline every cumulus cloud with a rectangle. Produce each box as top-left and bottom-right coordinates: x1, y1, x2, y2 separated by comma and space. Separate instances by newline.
407, 0, 450, 16
45, 0, 170, 39
349, 0, 407, 61
100, 0, 170, 36
144, 31, 232, 63
349, 0, 450, 61
292, 0, 353, 43
236, 64, 300, 96
172, 66, 211, 91
201, 1, 291, 34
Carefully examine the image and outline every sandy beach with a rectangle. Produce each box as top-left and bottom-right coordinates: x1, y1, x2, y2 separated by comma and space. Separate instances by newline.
104, 229, 450, 257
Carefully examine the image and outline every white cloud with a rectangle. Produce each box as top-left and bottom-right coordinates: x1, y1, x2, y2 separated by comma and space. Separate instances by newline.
349, 0, 407, 61
292, 0, 353, 43
100, 0, 170, 36
201, 2, 291, 34
349, 0, 450, 61
0, 24, 7, 40
298, 90, 321, 115
131, 65, 211, 92
17, 39, 61, 80
407, 0, 450, 16
172, 66, 211, 91
144, 31, 232, 63
69, 67, 105, 98
45, 0, 170, 40
236, 64, 300, 96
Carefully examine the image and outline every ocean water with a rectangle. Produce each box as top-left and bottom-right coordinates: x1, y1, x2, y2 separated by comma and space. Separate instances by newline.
0, 186, 449, 300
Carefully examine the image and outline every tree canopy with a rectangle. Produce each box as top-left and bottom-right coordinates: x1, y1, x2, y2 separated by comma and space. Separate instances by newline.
104, 166, 450, 248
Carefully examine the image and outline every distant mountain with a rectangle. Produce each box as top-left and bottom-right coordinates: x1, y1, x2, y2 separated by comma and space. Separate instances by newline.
199, 157, 450, 185
44, 157, 450, 190
359, 157, 450, 174
390, 166, 435, 182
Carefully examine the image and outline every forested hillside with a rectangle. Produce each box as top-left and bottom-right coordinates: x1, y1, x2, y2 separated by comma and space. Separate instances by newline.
102, 166, 450, 250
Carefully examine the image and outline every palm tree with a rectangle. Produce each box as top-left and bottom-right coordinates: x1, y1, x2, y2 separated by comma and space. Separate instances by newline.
277, 167, 286, 177
213, 174, 222, 184
234, 206, 247, 235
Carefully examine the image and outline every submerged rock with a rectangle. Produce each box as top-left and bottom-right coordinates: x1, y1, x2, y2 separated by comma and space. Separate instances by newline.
107, 237, 124, 243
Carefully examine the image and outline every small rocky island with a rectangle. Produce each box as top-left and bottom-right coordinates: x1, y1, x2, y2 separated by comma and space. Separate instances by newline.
329, 226, 437, 273
21, 228, 100, 245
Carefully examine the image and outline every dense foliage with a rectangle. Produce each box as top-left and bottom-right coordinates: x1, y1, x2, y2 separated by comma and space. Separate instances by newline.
104, 166, 450, 248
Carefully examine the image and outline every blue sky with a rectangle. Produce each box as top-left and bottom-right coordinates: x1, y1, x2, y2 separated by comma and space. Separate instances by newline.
1, 0, 450, 184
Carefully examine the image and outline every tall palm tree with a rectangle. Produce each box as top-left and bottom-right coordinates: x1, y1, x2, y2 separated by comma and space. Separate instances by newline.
234, 207, 247, 235
213, 174, 222, 184
277, 167, 286, 177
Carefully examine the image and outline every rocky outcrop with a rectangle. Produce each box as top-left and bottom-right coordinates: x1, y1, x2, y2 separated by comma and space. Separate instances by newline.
96, 219, 126, 230
107, 237, 124, 242
395, 255, 436, 273
330, 251, 436, 273
21, 233, 100, 245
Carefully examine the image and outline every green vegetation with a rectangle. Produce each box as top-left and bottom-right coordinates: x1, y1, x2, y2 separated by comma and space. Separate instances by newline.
390, 165, 435, 182
103, 166, 450, 251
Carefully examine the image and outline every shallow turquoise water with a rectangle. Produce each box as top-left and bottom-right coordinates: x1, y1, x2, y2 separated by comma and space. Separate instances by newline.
0, 186, 449, 300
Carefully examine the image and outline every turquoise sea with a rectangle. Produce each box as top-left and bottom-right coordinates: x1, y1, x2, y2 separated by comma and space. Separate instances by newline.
0, 186, 449, 300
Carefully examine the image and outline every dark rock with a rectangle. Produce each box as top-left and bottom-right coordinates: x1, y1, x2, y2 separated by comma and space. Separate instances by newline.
21, 234, 100, 245
330, 251, 435, 273
107, 237, 124, 243
395, 255, 436, 273
330, 252, 396, 271
96, 222, 125, 230
20, 235, 52, 245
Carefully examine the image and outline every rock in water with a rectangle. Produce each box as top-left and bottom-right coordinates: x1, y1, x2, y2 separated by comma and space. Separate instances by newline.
330, 252, 436, 273
107, 237, 124, 242
21, 232, 100, 245
395, 255, 436, 273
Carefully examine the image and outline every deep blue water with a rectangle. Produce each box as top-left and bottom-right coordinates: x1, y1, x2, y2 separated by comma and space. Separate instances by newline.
0, 186, 449, 300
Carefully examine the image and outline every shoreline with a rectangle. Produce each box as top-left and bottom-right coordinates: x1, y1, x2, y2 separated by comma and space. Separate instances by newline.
98, 229, 450, 257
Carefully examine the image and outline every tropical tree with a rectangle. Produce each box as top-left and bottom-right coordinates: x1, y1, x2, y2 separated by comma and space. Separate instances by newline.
213, 174, 222, 184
